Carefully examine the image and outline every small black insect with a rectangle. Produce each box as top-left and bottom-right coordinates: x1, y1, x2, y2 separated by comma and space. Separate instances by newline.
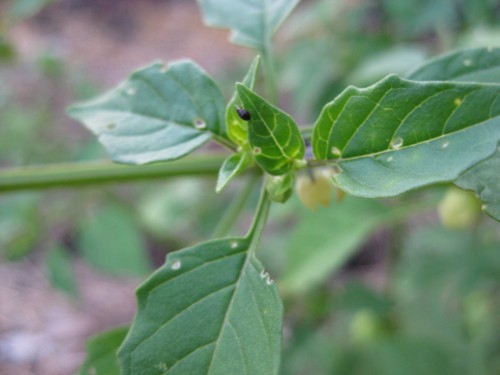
236, 106, 251, 121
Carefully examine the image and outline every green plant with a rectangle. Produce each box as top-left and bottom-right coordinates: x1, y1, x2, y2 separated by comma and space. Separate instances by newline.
1, 0, 500, 374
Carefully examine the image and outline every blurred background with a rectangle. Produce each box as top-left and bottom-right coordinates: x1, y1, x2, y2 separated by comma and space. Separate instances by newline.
0, 0, 499, 374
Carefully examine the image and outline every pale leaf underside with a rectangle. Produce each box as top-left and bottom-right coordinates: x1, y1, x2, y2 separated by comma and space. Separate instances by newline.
197, 0, 299, 50
69, 61, 226, 165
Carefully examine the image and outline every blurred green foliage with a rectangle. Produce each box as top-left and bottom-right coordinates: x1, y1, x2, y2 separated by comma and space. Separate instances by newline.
0, 0, 499, 373
79, 326, 128, 375
282, 225, 500, 375
279, 0, 500, 123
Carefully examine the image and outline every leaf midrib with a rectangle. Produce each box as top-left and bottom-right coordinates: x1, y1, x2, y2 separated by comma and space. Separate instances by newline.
320, 115, 500, 163
206, 251, 252, 375
240, 90, 292, 162
318, 83, 499, 161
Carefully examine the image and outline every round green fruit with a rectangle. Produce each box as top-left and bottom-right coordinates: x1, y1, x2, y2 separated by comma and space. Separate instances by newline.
295, 169, 334, 211
437, 187, 481, 230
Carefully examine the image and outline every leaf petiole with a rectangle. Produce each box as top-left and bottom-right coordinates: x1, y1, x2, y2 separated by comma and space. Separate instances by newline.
246, 181, 272, 253
212, 174, 261, 238
211, 134, 239, 152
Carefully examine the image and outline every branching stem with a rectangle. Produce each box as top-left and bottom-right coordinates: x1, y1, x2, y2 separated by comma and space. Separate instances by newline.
0, 154, 228, 193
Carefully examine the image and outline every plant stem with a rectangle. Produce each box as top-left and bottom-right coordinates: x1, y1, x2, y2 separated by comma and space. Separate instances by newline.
246, 181, 271, 253
262, 42, 279, 105
305, 159, 335, 168
212, 134, 238, 152
212, 175, 261, 238
0, 154, 227, 193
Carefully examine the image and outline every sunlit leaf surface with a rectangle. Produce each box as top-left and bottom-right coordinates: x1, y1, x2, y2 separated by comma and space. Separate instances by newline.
312, 75, 500, 197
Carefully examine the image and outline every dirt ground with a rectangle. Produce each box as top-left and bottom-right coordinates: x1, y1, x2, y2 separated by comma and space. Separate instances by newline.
0, 1, 250, 374
0, 260, 139, 375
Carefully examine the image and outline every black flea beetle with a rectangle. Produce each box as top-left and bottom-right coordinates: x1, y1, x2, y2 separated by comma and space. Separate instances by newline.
236, 106, 251, 121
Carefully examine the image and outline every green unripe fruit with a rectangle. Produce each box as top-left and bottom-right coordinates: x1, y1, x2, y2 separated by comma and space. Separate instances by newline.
295, 169, 334, 211
437, 187, 481, 230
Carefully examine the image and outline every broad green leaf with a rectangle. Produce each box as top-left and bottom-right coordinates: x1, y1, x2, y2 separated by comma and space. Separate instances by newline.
312, 74, 500, 197
279, 196, 417, 296
237, 84, 305, 175
68, 61, 227, 164
79, 326, 128, 375
455, 150, 500, 221
226, 56, 261, 146
216, 152, 253, 192
408, 47, 500, 83
407, 47, 500, 221
78, 204, 151, 277
197, 0, 299, 50
119, 238, 283, 375
46, 246, 78, 297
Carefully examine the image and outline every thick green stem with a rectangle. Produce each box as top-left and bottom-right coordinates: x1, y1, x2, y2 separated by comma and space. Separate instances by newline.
212, 175, 261, 238
0, 154, 227, 193
246, 182, 272, 253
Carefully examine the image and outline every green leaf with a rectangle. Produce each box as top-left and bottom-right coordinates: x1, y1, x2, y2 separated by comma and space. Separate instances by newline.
78, 204, 151, 277
237, 84, 305, 176
406, 48, 500, 221
197, 0, 299, 50
119, 238, 283, 375
79, 326, 128, 375
68, 61, 227, 164
46, 246, 78, 297
217, 57, 261, 193
408, 47, 500, 83
312, 74, 500, 197
226, 56, 260, 146
455, 150, 500, 221
216, 152, 253, 192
